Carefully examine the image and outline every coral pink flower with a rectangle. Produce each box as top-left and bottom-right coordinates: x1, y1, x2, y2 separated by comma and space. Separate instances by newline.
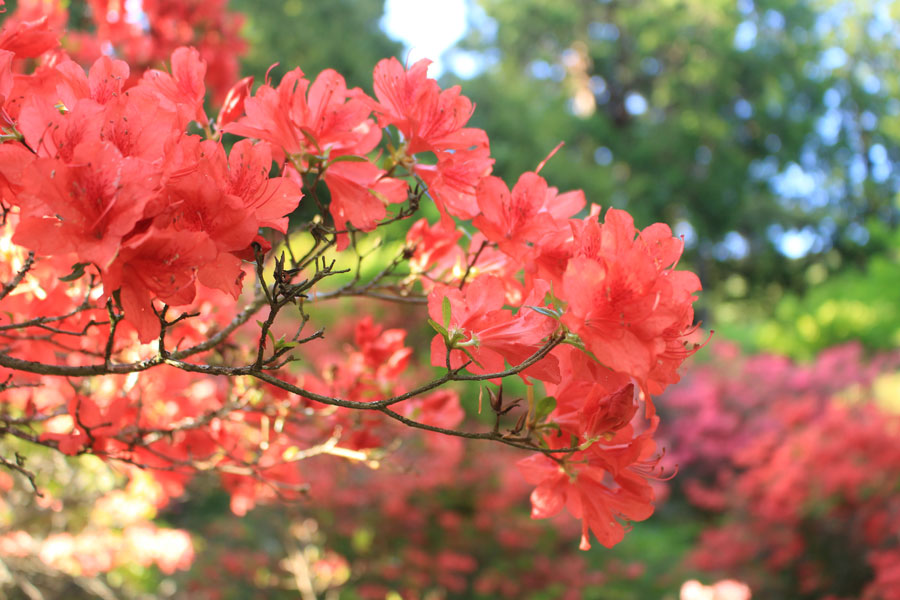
428, 275, 559, 383
518, 430, 658, 550
560, 208, 701, 395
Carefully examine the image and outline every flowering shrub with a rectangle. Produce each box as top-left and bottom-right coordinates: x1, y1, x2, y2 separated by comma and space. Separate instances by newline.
662, 342, 900, 599
0, 1, 703, 590
0, 0, 244, 100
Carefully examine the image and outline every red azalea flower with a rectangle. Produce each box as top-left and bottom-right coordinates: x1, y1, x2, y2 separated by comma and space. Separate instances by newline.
0, 15, 59, 58
473, 171, 584, 261
323, 160, 407, 247
406, 217, 462, 274
103, 227, 217, 342
428, 275, 559, 383
414, 145, 493, 220
225, 67, 380, 160
518, 430, 658, 550
13, 140, 157, 269
560, 208, 701, 395
139, 46, 209, 128
354, 316, 413, 381
555, 382, 639, 442
197, 138, 303, 234
371, 57, 493, 220
215, 75, 253, 130
41, 394, 130, 455
371, 57, 476, 155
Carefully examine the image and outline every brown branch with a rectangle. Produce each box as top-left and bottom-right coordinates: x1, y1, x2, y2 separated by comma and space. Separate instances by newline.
0, 252, 34, 301
459, 239, 489, 289
0, 453, 42, 496
0, 276, 98, 333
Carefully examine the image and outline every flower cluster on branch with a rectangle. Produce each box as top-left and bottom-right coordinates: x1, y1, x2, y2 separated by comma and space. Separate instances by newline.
0, 1, 703, 552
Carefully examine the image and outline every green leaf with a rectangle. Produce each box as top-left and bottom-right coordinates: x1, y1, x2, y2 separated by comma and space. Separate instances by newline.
533, 396, 557, 424
442, 296, 452, 329
526, 305, 560, 319
459, 346, 484, 368
328, 154, 368, 164
578, 437, 600, 451
537, 421, 561, 434
59, 262, 90, 282
427, 318, 449, 338
275, 336, 298, 351
298, 128, 321, 153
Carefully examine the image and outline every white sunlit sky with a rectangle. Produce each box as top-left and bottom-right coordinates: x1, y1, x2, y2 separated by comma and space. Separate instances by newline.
381, 0, 483, 79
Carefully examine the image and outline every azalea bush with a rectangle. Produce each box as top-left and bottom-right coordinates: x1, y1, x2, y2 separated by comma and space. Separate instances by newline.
661, 342, 900, 599
0, 0, 705, 593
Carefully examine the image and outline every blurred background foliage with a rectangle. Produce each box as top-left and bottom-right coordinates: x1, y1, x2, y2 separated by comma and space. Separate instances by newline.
230, 0, 402, 89
231, 0, 900, 360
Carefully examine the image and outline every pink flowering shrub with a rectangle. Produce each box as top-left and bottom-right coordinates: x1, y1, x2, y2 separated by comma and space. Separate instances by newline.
662, 342, 900, 599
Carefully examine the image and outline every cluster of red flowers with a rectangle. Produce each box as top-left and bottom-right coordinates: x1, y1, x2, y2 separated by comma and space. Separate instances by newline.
0, 0, 702, 554
1, 0, 244, 100
662, 343, 900, 599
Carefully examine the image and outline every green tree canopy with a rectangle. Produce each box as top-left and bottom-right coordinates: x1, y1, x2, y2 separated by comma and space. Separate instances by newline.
450, 0, 900, 313
232, 0, 403, 88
